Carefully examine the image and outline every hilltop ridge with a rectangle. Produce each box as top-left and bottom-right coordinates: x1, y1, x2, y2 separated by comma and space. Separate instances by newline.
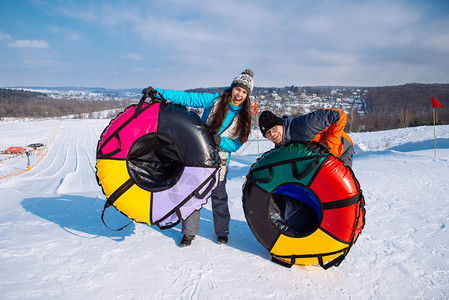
2, 83, 448, 131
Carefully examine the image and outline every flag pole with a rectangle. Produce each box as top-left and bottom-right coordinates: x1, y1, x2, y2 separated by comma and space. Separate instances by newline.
431, 96, 444, 157
256, 112, 259, 156
253, 97, 260, 156
433, 107, 436, 157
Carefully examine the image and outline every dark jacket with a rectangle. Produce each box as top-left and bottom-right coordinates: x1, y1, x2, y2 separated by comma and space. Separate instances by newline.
280, 109, 354, 167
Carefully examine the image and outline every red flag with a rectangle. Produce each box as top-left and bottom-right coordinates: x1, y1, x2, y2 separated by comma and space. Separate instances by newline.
253, 97, 258, 114
431, 97, 444, 108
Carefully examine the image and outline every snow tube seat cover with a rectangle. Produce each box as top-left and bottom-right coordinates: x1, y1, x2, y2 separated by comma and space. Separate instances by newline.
242, 143, 365, 269
96, 97, 220, 229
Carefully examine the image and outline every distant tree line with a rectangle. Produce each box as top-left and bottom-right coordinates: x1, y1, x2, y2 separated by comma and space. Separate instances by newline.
2, 84, 448, 132
349, 83, 449, 131
0, 89, 133, 119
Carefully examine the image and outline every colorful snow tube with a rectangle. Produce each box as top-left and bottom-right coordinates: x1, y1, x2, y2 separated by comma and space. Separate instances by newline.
242, 143, 365, 269
96, 94, 220, 229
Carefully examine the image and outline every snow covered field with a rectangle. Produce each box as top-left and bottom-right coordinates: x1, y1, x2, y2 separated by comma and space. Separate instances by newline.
0, 118, 448, 299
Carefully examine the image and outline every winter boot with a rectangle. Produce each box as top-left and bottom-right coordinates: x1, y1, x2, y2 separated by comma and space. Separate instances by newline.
180, 234, 195, 247
217, 235, 228, 244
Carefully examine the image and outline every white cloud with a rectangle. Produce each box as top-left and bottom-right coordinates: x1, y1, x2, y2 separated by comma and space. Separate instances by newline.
21, 57, 61, 67
125, 53, 144, 61
8, 39, 49, 49
0, 31, 13, 41
48, 25, 81, 41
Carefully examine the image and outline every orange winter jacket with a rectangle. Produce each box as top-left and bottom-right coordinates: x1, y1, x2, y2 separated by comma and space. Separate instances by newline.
310, 109, 353, 157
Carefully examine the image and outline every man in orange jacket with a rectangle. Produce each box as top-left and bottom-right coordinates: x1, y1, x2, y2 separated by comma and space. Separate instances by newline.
259, 109, 354, 167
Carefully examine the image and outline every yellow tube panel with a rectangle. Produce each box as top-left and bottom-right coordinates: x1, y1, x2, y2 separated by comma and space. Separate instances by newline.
271, 229, 348, 257
96, 159, 152, 224
96, 159, 130, 198
114, 184, 151, 224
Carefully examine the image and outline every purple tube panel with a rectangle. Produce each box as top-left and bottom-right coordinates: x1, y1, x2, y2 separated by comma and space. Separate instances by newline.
152, 166, 219, 225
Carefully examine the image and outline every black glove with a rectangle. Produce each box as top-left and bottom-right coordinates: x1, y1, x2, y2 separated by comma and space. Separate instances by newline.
212, 133, 221, 147
306, 141, 330, 154
142, 86, 158, 99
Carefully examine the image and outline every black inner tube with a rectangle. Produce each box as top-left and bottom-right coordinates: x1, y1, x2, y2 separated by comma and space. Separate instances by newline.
127, 133, 184, 192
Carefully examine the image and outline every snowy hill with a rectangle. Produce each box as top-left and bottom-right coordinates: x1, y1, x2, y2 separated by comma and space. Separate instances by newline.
0, 118, 448, 299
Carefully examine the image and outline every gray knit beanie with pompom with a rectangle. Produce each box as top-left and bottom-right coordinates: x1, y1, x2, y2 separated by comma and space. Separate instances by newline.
231, 69, 254, 95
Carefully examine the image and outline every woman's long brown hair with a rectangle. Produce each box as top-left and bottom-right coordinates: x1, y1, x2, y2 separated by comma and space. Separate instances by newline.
209, 88, 252, 144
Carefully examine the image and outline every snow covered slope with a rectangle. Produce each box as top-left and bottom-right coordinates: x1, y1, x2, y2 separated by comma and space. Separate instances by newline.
0, 119, 448, 299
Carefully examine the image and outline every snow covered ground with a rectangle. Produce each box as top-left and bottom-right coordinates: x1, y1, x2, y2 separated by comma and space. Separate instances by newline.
0, 118, 448, 299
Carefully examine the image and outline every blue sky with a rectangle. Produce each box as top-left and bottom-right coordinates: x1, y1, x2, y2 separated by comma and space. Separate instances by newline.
1, 0, 448, 90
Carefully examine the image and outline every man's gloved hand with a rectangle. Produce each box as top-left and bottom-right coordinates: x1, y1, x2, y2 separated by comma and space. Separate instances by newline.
306, 141, 330, 154
212, 133, 221, 148
142, 86, 158, 99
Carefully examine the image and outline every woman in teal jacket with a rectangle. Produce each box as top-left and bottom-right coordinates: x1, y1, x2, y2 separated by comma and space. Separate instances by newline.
155, 69, 254, 247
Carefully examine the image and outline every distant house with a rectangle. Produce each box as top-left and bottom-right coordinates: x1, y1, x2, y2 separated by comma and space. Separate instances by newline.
4, 147, 27, 154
